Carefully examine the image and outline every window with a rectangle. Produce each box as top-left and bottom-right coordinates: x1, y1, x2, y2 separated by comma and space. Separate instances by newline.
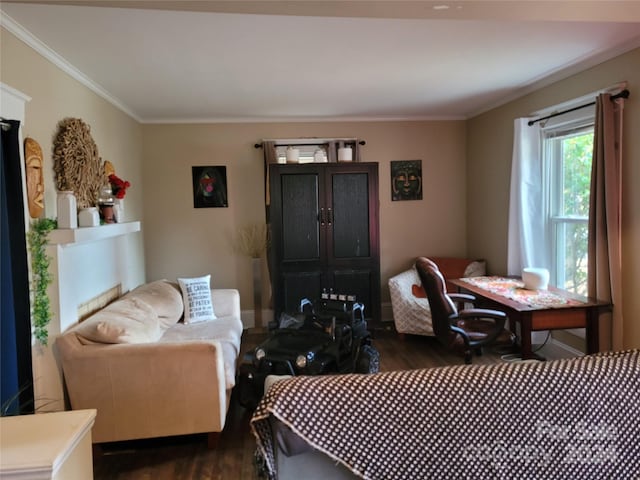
543, 120, 594, 295
275, 144, 325, 164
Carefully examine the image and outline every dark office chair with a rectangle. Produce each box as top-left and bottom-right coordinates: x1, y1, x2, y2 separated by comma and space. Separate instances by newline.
415, 257, 515, 364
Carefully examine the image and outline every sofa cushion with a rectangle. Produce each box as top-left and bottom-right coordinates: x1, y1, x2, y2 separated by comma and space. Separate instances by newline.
159, 314, 243, 388
178, 275, 217, 323
125, 279, 184, 328
73, 297, 163, 344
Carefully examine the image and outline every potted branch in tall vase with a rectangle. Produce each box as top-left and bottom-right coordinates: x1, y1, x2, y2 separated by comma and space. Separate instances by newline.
235, 223, 268, 331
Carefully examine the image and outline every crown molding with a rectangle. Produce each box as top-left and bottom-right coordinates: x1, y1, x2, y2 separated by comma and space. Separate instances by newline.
141, 114, 466, 124
1, 11, 142, 123
1, 81, 32, 103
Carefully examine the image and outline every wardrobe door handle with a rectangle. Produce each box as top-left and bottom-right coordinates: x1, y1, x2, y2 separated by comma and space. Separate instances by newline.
327, 208, 333, 225
319, 208, 325, 226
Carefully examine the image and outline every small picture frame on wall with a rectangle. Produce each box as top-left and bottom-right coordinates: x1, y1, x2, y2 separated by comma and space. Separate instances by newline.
192, 166, 228, 208
391, 160, 422, 201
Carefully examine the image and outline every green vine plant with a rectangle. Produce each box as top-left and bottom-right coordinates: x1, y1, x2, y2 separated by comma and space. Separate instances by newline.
27, 218, 57, 345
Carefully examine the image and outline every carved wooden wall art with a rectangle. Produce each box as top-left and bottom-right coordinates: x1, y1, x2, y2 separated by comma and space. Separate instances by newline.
24, 137, 45, 218
52, 118, 106, 209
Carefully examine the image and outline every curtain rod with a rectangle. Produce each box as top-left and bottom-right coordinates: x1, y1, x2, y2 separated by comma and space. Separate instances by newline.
254, 139, 366, 149
528, 89, 630, 126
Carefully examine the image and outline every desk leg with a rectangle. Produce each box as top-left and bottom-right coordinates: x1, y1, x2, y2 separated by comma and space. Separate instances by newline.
520, 313, 534, 360
586, 307, 600, 354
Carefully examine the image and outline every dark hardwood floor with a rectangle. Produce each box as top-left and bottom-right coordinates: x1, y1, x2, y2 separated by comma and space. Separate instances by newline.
92, 326, 568, 479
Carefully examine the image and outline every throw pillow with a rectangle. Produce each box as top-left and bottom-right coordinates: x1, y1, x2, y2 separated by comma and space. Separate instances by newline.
178, 275, 217, 323
464, 260, 487, 278
126, 280, 184, 329
74, 297, 163, 344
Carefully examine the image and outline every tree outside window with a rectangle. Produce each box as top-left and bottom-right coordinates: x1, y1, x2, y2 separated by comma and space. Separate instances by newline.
546, 128, 593, 296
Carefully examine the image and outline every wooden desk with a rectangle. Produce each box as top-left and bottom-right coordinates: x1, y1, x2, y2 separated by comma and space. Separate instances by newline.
450, 276, 609, 360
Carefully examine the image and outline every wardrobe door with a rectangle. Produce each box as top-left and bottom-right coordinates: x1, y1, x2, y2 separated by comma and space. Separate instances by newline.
328, 168, 371, 260
269, 165, 325, 315
325, 163, 380, 324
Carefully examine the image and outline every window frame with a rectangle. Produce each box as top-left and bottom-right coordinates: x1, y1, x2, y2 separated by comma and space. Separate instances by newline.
542, 119, 594, 296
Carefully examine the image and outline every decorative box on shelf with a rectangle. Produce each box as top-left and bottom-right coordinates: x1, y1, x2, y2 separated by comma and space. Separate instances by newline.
257, 137, 365, 164
48, 221, 141, 246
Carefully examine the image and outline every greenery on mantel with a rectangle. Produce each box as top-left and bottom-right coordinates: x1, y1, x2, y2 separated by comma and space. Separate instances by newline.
27, 218, 57, 345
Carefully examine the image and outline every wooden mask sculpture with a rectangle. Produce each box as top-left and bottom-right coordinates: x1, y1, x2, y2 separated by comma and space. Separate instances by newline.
24, 137, 45, 218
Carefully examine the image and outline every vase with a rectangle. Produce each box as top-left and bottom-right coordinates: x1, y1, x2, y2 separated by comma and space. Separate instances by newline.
56, 191, 77, 229
78, 207, 99, 227
99, 204, 115, 224
113, 198, 125, 223
338, 146, 353, 162
285, 146, 299, 163
252, 257, 263, 329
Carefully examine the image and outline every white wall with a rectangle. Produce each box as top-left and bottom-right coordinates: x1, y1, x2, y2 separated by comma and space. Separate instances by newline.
141, 120, 468, 321
467, 47, 640, 349
1, 27, 146, 410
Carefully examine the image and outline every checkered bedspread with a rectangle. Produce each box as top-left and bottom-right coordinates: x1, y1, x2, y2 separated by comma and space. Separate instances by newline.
250, 350, 640, 479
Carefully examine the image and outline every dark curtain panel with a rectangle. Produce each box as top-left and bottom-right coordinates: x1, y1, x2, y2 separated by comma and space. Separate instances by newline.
0, 119, 34, 414
263, 140, 276, 207
262, 141, 276, 310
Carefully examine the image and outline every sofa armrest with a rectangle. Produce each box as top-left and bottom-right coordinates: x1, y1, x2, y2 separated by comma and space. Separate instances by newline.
57, 334, 228, 443
211, 288, 240, 319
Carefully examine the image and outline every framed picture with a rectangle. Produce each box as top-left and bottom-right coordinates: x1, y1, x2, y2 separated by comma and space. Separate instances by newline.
391, 160, 422, 201
192, 166, 228, 208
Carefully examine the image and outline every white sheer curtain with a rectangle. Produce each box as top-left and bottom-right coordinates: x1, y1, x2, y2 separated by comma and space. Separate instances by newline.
507, 118, 549, 275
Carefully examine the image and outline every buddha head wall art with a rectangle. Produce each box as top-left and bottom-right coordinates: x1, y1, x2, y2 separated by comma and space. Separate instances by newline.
391, 159, 422, 201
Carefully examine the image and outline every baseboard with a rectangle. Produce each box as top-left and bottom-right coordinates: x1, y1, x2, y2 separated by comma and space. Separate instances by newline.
549, 337, 585, 357
512, 324, 548, 345
566, 328, 586, 339
381, 302, 393, 323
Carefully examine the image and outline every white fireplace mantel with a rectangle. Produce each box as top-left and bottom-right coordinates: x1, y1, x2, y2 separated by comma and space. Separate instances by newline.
35, 220, 142, 413
48, 221, 140, 246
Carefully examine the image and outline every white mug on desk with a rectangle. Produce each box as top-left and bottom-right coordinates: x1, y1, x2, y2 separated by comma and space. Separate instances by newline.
522, 267, 549, 290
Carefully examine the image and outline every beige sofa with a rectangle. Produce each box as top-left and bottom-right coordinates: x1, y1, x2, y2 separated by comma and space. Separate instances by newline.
56, 280, 243, 444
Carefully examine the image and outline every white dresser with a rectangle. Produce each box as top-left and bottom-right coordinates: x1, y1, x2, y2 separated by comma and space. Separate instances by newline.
0, 409, 96, 480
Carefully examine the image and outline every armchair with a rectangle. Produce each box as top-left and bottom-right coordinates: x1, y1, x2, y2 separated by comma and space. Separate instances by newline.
388, 257, 486, 338
415, 257, 515, 363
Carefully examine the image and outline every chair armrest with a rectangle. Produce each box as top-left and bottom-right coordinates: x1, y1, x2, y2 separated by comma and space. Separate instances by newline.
457, 308, 507, 332
449, 293, 475, 302
448, 293, 476, 311
457, 308, 506, 320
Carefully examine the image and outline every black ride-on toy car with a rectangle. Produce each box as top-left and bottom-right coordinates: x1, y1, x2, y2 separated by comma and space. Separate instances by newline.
237, 295, 380, 409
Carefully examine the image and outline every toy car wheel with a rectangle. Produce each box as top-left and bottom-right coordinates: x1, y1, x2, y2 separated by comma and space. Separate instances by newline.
355, 344, 380, 373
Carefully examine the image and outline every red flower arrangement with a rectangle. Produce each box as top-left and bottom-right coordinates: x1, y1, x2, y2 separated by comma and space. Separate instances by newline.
108, 174, 131, 199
